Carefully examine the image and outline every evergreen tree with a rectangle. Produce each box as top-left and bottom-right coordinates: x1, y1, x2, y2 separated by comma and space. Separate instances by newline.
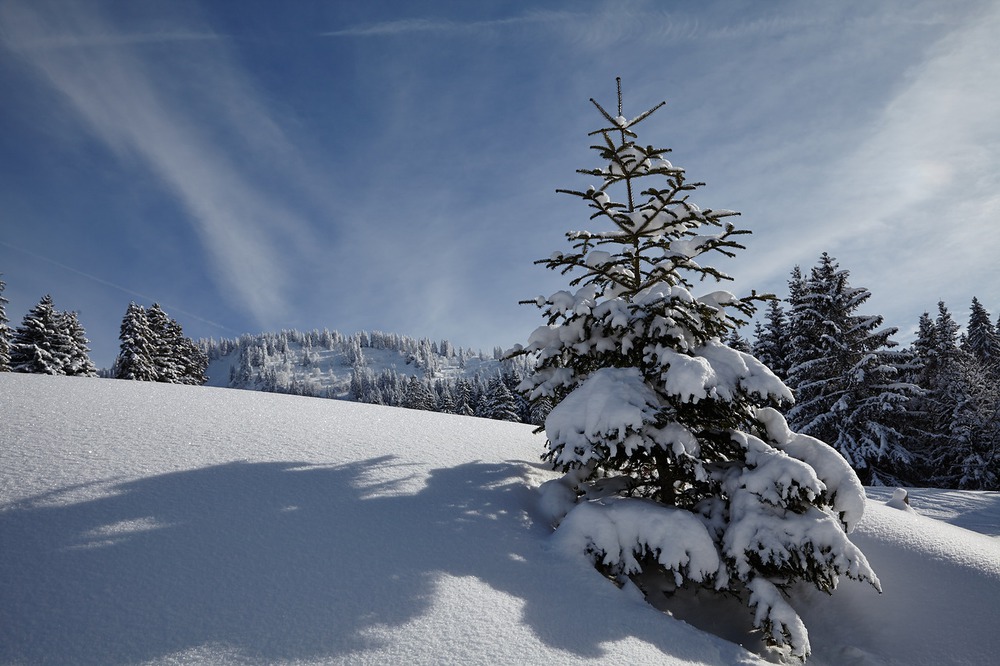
901, 312, 939, 470
158, 311, 207, 385
114, 302, 207, 385
0, 275, 10, 372
516, 81, 878, 658
436, 381, 457, 414
784, 254, 916, 485
174, 331, 209, 386
752, 299, 792, 380
477, 374, 521, 421
454, 378, 476, 416
114, 302, 158, 381
962, 297, 1000, 377
919, 302, 999, 489
725, 328, 752, 353
60, 311, 97, 377
12, 296, 64, 374
402, 376, 437, 411
146, 304, 182, 383
9, 295, 74, 375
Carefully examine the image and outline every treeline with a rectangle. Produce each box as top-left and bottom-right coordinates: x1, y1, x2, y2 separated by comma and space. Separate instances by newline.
113, 302, 207, 384
0, 288, 96, 376
200, 329, 546, 424
748, 253, 999, 490
0, 274, 204, 383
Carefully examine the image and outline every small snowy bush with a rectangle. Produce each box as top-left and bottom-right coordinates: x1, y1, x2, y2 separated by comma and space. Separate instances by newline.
515, 80, 879, 660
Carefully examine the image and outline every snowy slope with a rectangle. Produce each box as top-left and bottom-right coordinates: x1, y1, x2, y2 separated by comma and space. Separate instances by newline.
200, 330, 508, 400
2, 373, 998, 665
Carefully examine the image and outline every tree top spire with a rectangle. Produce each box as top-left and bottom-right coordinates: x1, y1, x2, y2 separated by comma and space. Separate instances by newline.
587, 77, 666, 138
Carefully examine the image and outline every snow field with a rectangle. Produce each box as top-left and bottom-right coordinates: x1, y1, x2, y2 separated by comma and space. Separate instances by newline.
1, 373, 998, 665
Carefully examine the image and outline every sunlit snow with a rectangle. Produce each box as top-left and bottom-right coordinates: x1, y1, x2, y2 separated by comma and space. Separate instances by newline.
2, 374, 998, 665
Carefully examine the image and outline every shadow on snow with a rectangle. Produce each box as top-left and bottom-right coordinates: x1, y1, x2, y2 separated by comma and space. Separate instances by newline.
0, 455, 734, 664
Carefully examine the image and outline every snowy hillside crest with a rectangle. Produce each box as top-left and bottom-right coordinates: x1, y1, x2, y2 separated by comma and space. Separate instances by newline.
516, 80, 880, 660
199, 329, 538, 423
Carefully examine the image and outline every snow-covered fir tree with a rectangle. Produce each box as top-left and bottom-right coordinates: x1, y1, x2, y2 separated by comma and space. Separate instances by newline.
915, 302, 999, 489
402, 375, 437, 411
784, 254, 917, 485
962, 297, 1000, 377
435, 380, 457, 414
515, 81, 879, 659
114, 303, 207, 385
114, 302, 159, 381
900, 311, 939, 462
156, 307, 208, 385
453, 378, 476, 416
9, 295, 74, 375
146, 304, 182, 383
725, 328, 752, 353
477, 374, 521, 422
0, 275, 10, 372
60, 310, 97, 377
752, 299, 792, 381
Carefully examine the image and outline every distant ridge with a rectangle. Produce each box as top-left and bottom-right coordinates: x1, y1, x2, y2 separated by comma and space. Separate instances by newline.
199, 329, 541, 424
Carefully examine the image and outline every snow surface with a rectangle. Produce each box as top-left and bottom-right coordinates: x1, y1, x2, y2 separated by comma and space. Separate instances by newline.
2, 373, 999, 665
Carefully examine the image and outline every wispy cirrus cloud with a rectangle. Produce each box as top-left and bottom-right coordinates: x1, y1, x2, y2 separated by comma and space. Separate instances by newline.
1, 29, 220, 51
727, 0, 1000, 326
323, 11, 567, 37
0, 0, 320, 325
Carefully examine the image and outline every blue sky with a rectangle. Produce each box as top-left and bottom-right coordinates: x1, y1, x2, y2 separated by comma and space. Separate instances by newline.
2, 0, 999, 369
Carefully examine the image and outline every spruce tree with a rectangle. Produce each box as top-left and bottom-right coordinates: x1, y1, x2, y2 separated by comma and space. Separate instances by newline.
478, 374, 521, 422
146, 303, 182, 383
963, 297, 1000, 377
0, 275, 10, 372
173, 327, 209, 386
900, 311, 940, 482
516, 81, 879, 659
784, 254, 916, 485
436, 381, 457, 414
402, 376, 437, 411
920, 302, 999, 489
454, 378, 476, 416
10, 295, 71, 375
113, 302, 207, 385
114, 302, 158, 381
60, 311, 97, 377
752, 299, 792, 381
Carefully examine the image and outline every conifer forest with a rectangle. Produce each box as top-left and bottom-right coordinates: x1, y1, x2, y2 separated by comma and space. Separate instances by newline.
1, 260, 997, 492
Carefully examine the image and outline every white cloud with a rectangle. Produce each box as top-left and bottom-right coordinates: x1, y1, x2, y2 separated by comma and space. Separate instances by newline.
0, 0, 320, 325
812, 2, 1000, 314
323, 11, 567, 38
720, 2, 1000, 318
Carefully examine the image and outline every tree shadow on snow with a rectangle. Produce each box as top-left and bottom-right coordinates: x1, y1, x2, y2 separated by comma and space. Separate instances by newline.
0, 454, 732, 664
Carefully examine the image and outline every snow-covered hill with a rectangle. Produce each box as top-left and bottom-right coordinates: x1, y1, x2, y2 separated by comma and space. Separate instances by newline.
200, 329, 512, 401
2, 373, 998, 665
196, 329, 537, 424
